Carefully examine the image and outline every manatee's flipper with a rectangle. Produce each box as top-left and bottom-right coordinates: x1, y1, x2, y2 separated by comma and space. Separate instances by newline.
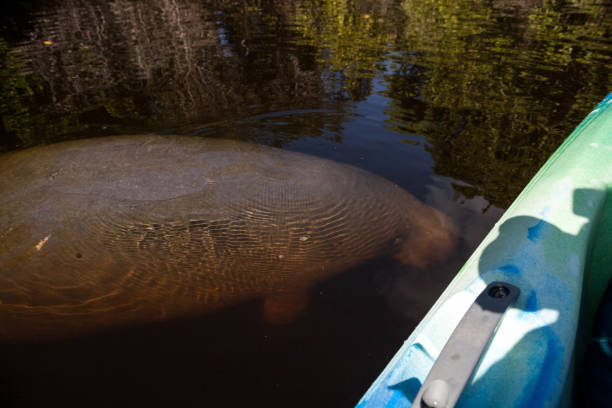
263, 290, 310, 325
393, 235, 437, 269
393, 210, 457, 269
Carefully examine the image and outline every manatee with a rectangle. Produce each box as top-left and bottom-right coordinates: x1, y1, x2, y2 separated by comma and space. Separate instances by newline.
0, 135, 456, 341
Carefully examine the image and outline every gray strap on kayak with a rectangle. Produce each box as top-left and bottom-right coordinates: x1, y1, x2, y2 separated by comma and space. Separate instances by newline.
413, 281, 520, 408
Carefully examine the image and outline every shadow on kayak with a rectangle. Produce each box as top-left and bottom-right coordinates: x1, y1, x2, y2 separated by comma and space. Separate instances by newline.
459, 215, 580, 406
388, 187, 609, 406
457, 186, 609, 406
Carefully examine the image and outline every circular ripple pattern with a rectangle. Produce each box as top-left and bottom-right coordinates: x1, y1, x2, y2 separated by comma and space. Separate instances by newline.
0, 135, 454, 341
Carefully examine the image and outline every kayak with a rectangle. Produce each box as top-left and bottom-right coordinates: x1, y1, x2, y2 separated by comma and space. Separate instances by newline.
357, 91, 612, 408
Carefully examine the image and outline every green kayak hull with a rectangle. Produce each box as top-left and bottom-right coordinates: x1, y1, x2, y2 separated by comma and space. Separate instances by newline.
357, 92, 612, 408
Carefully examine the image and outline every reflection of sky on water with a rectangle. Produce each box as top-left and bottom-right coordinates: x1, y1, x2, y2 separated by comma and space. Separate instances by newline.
288, 68, 434, 199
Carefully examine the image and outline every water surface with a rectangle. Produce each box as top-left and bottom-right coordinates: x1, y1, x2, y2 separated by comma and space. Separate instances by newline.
0, 0, 611, 406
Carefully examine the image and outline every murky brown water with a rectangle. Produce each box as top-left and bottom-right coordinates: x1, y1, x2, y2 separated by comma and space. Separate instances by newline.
0, 0, 611, 407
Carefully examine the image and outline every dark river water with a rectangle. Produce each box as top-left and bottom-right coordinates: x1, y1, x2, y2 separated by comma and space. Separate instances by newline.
0, 0, 611, 407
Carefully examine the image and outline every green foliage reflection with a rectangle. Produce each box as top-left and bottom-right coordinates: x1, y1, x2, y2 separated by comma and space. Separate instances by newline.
294, 0, 395, 100
0, 38, 43, 150
386, 0, 612, 207
0, 0, 611, 208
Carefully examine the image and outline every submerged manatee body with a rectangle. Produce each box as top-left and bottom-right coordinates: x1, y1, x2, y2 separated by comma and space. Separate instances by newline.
0, 135, 455, 341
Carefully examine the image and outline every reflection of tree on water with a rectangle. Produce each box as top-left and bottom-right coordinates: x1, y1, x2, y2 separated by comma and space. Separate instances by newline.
386, 0, 612, 207
0, 0, 327, 150
294, 0, 398, 101
217, 0, 322, 103
1, 0, 611, 210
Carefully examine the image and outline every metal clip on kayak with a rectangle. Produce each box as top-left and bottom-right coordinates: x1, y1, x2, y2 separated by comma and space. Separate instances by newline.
414, 281, 520, 408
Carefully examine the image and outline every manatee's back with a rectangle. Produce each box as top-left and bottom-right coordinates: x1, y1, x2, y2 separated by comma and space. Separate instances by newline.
0, 135, 416, 340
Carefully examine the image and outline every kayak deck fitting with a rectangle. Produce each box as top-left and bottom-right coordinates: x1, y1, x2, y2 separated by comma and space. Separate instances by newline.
357, 92, 612, 408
